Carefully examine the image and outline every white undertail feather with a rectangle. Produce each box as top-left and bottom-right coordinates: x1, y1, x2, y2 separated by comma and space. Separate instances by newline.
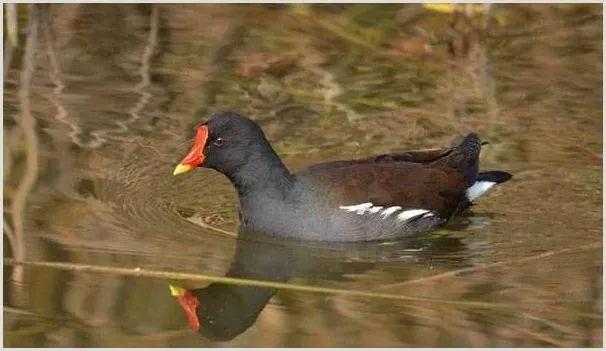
340, 203, 433, 223
466, 181, 497, 202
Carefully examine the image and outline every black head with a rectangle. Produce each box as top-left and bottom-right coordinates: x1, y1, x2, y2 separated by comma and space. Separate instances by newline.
173, 111, 288, 183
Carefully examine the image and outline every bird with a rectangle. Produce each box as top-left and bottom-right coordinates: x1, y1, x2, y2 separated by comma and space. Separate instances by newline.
173, 111, 512, 242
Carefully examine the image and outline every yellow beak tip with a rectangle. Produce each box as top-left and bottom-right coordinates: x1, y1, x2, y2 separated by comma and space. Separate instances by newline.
169, 284, 186, 296
173, 164, 192, 176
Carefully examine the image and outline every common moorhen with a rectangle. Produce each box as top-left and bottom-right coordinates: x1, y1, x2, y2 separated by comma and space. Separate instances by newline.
173, 111, 511, 242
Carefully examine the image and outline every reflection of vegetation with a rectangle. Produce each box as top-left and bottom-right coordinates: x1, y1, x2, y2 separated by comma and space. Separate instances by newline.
3, 257, 518, 310
4, 4, 42, 301
5, 4, 19, 46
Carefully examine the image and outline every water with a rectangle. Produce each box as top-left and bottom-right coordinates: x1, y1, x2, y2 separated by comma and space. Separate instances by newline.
3, 4, 602, 347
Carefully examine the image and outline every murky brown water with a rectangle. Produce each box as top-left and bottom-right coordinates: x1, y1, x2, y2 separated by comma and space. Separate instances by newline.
3, 4, 602, 347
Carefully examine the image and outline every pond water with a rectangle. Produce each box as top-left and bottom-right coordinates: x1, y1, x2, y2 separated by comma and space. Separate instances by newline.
3, 4, 602, 347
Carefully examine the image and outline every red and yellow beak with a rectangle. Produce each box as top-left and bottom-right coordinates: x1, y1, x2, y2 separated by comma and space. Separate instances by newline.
173, 125, 209, 175
169, 285, 201, 331
169, 284, 188, 297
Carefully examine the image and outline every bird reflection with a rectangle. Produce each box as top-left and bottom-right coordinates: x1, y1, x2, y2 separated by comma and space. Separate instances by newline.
169, 228, 470, 341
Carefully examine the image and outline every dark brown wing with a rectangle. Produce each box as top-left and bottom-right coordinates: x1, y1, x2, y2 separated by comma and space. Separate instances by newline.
296, 162, 468, 219
305, 146, 453, 172
374, 147, 454, 163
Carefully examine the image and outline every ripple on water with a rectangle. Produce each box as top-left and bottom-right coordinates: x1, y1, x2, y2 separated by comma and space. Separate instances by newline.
47, 139, 241, 271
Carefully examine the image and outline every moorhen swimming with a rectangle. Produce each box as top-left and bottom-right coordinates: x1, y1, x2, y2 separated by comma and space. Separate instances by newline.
173, 111, 511, 242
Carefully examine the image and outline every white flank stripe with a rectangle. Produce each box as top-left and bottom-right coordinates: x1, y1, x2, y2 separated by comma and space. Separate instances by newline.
396, 209, 430, 222
339, 203, 385, 216
340, 203, 434, 223
368, 206, 383, 214
339, 202, 373, 215
381, 206, 402, 218
466, 181, 497, 201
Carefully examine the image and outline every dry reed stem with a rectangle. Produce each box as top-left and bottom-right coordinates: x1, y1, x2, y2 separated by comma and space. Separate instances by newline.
4, 258, 520, 310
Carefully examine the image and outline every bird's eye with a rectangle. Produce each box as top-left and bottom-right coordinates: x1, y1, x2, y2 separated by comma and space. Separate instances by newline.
213, 138, 224, 147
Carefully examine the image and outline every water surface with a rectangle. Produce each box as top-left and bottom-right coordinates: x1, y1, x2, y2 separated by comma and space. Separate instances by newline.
3, 4, 602, 347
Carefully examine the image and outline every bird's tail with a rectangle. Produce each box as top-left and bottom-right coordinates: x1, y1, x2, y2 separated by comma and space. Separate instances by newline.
433, 133, 482, 187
